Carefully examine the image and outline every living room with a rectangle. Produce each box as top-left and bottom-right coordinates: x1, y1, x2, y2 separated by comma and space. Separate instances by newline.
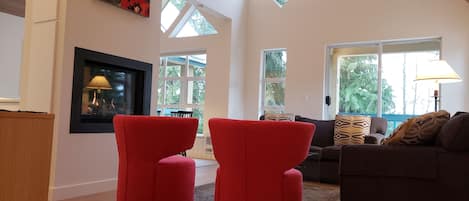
1, 0, 469, 201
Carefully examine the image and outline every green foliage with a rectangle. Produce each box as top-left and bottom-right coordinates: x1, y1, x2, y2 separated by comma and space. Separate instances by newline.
169, 0, 186, 10
339, 55, 394, 114
275, 0, 288, 6
265, 51, 286, 78
191, 80, 205, 104
187, 10, 217, 35
158, 57, 206, 134
264, 51, 286, 110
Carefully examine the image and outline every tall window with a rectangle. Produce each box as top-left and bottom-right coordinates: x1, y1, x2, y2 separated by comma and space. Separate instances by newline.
326, 38, 441, 133
158, 54, 206, 134
260, 49, 287, 114
161, 0, 218, 38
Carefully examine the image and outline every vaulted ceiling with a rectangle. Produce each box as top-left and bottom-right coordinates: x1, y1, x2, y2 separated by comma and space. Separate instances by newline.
0, 0, 25, 17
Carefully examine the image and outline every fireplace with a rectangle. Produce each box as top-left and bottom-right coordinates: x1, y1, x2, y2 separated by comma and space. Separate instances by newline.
70, 47, 152, 133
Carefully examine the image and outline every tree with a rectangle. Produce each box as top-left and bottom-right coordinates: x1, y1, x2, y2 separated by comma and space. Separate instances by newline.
339, 55, 394, 114
264, 51, 286, 111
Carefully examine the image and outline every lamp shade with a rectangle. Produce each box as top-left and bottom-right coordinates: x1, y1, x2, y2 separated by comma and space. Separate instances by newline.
415, 60, 462, 83
86, 75, 112, 90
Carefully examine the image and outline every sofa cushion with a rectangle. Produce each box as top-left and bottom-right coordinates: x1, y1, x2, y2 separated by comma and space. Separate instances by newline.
384, 110, 450, 145
366, 133, 386, 144
334, 115, 371, 145
438, 112, 469, 151
321, 146, 342, 161
341, 145, 439, 180
306, 151, 321, 161
309, 146, 322, 153
295, 116, 335, 147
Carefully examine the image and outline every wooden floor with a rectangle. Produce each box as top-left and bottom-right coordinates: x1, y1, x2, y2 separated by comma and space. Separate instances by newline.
59, 159, 339, 201
59, 159, 218, 201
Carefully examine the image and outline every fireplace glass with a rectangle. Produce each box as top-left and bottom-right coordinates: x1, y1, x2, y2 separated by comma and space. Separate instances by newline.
70, 47, 152, 133
81, 65, 137, 120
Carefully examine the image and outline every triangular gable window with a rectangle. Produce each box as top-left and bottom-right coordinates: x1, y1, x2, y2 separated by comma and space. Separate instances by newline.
274, 0, 288, 8
161, 0, 187, 32
174, 8, 218, 38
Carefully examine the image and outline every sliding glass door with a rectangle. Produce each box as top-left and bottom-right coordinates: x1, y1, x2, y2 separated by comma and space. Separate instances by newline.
325, 38, 441, 134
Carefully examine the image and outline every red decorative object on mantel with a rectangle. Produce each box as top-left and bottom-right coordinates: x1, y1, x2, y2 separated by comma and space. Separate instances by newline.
103, 0, 150, 17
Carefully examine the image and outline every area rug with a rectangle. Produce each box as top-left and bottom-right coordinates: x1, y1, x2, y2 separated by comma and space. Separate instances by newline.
195, 182, 340, 201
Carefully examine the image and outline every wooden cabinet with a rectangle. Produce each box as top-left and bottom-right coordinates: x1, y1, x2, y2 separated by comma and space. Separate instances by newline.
0, 111, 54, 201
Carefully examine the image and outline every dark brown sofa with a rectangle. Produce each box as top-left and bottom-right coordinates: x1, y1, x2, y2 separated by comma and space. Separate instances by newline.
294, 116, 387, 184
340, 112, 469, 201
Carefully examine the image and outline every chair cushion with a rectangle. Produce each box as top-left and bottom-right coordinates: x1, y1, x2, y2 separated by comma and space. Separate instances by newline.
384, 110, 450, 145
438, 112, 469, 151
334, 115, 371, 145
321, 146, 342, 161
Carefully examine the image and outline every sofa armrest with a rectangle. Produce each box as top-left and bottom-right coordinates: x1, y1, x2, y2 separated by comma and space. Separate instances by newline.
340, 145, 441, 180
364, 134, 386, 144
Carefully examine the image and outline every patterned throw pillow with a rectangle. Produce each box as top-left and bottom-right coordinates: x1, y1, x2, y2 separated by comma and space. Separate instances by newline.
264, 113, 295, 121
334, 115, 371, 145
383, 110, 450, 145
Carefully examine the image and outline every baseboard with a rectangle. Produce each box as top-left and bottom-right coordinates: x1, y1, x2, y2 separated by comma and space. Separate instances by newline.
51, 178, 117, 201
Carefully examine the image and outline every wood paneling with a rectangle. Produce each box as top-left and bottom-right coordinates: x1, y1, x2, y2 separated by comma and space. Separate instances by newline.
0, 111, 54, 201
0, 0, 25, 17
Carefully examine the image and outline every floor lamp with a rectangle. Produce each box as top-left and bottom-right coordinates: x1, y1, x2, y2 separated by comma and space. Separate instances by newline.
415, 60, 462, 112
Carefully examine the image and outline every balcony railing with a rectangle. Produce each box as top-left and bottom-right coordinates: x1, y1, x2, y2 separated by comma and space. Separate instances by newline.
339, 113, 417, 136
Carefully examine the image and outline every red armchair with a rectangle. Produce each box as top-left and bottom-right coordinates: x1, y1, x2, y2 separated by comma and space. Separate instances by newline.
208, 118, 315, 201
113, 115, 198, 201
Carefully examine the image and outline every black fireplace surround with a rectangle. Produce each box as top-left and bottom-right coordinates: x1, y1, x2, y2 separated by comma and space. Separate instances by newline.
70, 47, 152, 133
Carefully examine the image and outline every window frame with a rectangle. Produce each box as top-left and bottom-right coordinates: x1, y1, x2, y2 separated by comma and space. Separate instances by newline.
158, 53, 206, 134
259, 49, 287, 116
325, 37, 442, 132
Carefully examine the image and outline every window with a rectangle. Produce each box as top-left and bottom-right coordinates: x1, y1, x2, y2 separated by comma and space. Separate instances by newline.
158, 54, 206, 134
176, 8, 218, 38
161, 0, 187, 32
326, 38, 441, 133
160, 0, 219, 38
260, 49, 287, 115
274, 0, 288, 7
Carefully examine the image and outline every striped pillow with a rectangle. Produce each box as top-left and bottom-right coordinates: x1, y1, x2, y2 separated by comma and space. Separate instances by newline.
334, 115, 371, 145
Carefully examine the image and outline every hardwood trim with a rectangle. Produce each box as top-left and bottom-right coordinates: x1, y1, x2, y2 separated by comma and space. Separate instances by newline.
0, 98, 20, 103
0, 112, 54, 201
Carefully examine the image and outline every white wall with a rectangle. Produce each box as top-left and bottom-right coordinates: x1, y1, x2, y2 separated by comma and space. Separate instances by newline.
51, 0, 160, 200
0, 12, 23, 99
244, 0, 469, 120
198, 0, 248, 119
19, 0, 58, 113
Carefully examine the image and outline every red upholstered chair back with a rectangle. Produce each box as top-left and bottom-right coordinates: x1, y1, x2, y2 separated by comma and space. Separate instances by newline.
113, 115, 198, 201
209, 118, 315, 201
